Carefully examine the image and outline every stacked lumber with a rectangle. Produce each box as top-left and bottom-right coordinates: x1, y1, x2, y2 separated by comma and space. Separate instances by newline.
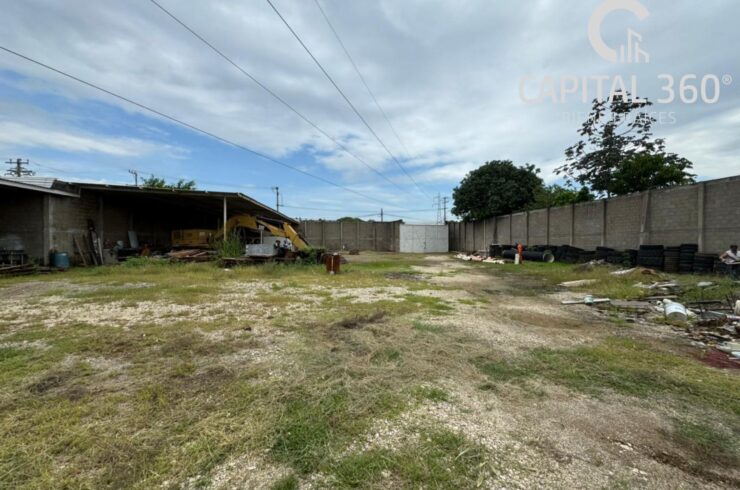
168, 249, 217, 263
0, 263, 37, 276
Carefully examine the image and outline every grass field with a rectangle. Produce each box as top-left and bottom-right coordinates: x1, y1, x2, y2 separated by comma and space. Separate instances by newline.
0, 254, 738, 488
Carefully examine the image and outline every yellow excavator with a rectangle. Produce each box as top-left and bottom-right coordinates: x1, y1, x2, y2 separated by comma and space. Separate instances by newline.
171, 214, 310, 251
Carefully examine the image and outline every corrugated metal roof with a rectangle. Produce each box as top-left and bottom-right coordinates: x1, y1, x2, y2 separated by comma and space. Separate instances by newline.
1, 176, 58, 188
0, 177, 80, 197
0, 176, 296, 224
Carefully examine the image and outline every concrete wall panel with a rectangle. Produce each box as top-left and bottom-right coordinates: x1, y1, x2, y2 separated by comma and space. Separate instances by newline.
605, 194, 641, 249
648, 185, 699, 246
528, 209, 548, 245
548, 205, 572, 245
399, 224, 449, 253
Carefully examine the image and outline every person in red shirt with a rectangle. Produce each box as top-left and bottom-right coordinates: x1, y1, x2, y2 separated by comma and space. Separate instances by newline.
516, 243, 524, 263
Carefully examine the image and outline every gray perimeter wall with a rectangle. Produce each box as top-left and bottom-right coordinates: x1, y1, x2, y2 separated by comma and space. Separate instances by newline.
298, 220, 402, 251
449, 175, 740, 254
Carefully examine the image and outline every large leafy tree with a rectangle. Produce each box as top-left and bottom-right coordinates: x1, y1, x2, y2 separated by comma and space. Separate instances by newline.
610, 153, 694, 195
532, 184, 593, 209
556, 93, 694, 196
452, 160, 542, 221
141, 176, 196, 190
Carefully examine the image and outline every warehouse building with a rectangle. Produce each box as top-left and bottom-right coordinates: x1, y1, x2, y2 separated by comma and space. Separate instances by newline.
0, 176, 296, 265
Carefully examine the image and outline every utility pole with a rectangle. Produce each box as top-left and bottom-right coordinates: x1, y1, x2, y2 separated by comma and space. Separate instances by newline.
433, 193, 443, 224
380, 208, 383, 222
442, 197, 449, 223
271, 186, 280, 212
4, 158, 34, 177
128, 169, 138, 186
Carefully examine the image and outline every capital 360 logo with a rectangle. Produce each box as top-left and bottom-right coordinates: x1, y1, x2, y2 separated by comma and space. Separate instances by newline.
519, 0, 733, 105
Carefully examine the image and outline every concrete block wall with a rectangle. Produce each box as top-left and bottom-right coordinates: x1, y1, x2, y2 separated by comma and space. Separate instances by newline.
511, 213, 527, 244
548, 205, 572, 245
50, 190, 99, 259
298, 220, 400, 251
647, 185, 699, 246
605, 194, 641, 249
704, 177, 740, 252
449, 175, 740, 253
573, 201, 603, 249
496, 215, 511, 244
528, 209, 548, 245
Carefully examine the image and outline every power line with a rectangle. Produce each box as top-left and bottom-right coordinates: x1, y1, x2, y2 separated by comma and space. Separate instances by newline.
0, 45, 391, 207
264, 0, 429, 198
312, 0, 416, 166
29, 160, 273, 192
147, 0, 403, 192
281, 203, 436, 213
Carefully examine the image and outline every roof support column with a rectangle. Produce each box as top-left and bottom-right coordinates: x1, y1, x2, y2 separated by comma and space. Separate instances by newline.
223, 197, 228, 240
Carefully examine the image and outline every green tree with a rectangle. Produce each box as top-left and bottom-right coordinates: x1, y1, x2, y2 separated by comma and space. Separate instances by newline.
532, 184, 593, 208
141, 176, 196, 190
610, 153, 694, 195
556, 93, 693, 196
452, 160, 542, 221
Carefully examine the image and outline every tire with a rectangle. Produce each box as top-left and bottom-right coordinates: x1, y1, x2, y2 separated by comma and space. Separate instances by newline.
638, 249, 664, 258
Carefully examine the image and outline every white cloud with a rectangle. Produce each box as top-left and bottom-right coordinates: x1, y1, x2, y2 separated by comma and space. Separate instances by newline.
0, 121, 185, 158
0, 0, 737, 207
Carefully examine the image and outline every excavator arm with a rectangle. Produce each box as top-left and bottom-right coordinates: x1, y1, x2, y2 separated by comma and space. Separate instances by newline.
173, 214, 310, 251
256, 219, 310, 251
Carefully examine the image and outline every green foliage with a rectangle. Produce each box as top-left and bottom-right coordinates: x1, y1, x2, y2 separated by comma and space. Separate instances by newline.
299, 247, 325, 265
330, 428, 492, 488
270, 391, 350, 473
217, 233, 243, 258
669, 419, 739, 466
532, 184, 593, 208
475, 337, 740, 416
412, 385, 450, 402
452, 160, 543, 221
120, 256, 169, 268
271, 474, 299, 490
557, 93, 694, 196
610, 152, 695, 195
141, 175, 196, 190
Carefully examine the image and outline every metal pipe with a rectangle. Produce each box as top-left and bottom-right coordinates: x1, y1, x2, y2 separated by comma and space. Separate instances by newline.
502, 249, 555, 263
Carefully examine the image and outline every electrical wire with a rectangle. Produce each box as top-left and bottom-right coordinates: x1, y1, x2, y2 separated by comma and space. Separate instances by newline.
313, 0, 416, 166
280, 203, 437, 213
264, 0, 429, 198
148, 0, 404, 192
29, 161, 273, 191
0, 45, 392, 207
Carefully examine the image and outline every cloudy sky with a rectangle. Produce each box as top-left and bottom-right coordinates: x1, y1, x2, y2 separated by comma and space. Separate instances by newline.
0, 0, 738, 222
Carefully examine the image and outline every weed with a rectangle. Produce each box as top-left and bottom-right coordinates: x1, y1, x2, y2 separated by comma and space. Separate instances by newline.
475, 337, 740, 416
270, 390, 350, 473
411, 320, 444, 334
333, 311, 387, 329
217, 232, 244, 258
371, 347, 402, 364
330, 428, 493, 488
669, 419, 739, 466
271, 474, 299, 490
412, 385, 450, 402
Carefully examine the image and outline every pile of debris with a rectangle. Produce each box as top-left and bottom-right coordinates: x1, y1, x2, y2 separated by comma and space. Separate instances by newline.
167, 249, 217, 263
0, 263, 37, 276
559, 270, 740, 365
0, 264, 67, 277
454, 252, 506, 264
